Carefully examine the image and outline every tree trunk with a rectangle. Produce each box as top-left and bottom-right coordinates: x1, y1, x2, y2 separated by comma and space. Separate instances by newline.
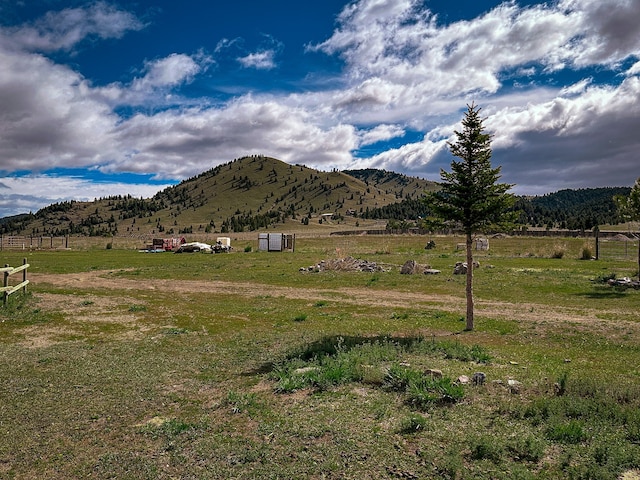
465, 233, 474, 331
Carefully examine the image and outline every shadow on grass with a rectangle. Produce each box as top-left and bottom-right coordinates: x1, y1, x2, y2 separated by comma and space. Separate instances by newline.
289, 334, 429, 361
576, 287, 628, 299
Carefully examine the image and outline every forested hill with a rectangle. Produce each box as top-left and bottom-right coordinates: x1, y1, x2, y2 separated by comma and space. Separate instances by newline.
362, 186, 632, 229
0, 157, 434, 237
343, 168, 437, 195
514, 187, 631, 229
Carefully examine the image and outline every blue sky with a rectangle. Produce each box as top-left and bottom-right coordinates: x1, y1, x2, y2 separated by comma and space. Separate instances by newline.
1, 0, 639, 218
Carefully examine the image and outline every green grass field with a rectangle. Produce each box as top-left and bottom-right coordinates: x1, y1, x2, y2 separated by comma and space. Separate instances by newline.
1, 234, 639, 479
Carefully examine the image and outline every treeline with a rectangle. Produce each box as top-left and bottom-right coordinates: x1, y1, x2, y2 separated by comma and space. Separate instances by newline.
345, 168, 417, 187
360, 197, 430, 220
220, 210, 285, 233
109, 196, 165, 220
514, 187, 630, 230
0, 213, 35, 234
362, 187, 632, 229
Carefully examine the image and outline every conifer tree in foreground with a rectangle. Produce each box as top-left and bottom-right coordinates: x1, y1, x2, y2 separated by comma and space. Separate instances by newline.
614, 177, 640, 281
427, 104, 514, 331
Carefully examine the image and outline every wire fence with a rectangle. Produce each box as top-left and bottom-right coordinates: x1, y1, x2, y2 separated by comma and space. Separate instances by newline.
597, 234, 639, 260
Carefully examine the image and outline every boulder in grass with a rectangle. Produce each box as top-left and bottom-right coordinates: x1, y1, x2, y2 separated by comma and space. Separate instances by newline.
400, 259, 432, 274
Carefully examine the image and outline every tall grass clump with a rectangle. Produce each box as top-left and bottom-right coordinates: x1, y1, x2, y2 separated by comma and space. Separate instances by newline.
580, 245, 593, 260
405, 374, 465, 409
271, 336, 482, 405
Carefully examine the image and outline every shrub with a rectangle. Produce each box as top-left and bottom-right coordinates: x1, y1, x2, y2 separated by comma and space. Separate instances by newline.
244, 245, 252, 252
580, 245, 593, 260
555, 371, 569, 396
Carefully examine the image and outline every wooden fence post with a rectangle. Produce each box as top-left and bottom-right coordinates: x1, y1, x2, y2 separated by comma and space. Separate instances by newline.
22, 258, 27, 294
3, 264, 8, 307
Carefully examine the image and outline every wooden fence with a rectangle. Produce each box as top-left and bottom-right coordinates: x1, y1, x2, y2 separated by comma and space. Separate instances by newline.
1, 258, 29, 307
0, 235, 69, 250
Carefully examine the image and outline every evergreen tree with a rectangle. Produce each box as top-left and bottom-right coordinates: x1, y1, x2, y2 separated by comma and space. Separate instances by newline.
426, 103, 514, 330
614, 177, 640, 280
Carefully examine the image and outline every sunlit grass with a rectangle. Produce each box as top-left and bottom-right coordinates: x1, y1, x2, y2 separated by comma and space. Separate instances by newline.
0, 234, 639, 478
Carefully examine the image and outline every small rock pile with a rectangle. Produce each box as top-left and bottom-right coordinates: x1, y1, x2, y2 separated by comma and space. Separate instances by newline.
608, 277, 640, 289
400, 260, 440, 275
453, 260, 481, 275
300, 256, 389, 273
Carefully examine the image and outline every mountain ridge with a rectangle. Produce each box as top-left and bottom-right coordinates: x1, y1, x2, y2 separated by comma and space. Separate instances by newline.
0, 156, 631, 236
0, 156, 438, 236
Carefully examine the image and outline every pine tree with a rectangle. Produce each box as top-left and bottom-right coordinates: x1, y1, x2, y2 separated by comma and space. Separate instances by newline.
614, 177, 640, 280
427, 103, 515, 330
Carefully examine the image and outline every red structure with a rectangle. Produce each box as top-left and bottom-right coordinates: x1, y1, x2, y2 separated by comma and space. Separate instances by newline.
151, 237, 186, 251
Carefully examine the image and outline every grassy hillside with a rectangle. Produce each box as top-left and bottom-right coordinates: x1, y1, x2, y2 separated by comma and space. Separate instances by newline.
1, 156, 437, 238
1, 158, 632, 238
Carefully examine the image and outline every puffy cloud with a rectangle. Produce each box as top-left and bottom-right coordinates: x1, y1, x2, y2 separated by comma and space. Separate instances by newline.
133, 53, 209, 91
486, 75, 640, 192
359, 124, 405, 146
0, 174, 170, 218
237, 50, 277, 70
94, 52, 213, 106
0, 1, 143, 52
556, 0, 640, 67
107, 97, 359, 178
0, 47, 117, 172
312, 0, 640, 118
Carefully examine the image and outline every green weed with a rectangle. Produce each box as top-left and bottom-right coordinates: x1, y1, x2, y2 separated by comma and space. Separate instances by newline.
470, 435, 505, 463
406, 375, 465, 409
399, 414, 428, 434
224, 391, 259, 414
546, 419, 586, 444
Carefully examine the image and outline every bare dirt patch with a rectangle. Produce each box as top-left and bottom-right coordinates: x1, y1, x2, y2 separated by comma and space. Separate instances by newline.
16, 288, 154, 348
30, 270, 640, 339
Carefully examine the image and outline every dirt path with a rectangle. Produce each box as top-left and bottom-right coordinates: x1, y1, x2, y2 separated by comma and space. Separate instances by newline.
30, 270, 638, 331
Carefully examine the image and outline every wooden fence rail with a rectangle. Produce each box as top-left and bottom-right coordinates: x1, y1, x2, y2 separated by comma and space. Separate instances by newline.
0, 235, 69, 250
1, 258, 29, 307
